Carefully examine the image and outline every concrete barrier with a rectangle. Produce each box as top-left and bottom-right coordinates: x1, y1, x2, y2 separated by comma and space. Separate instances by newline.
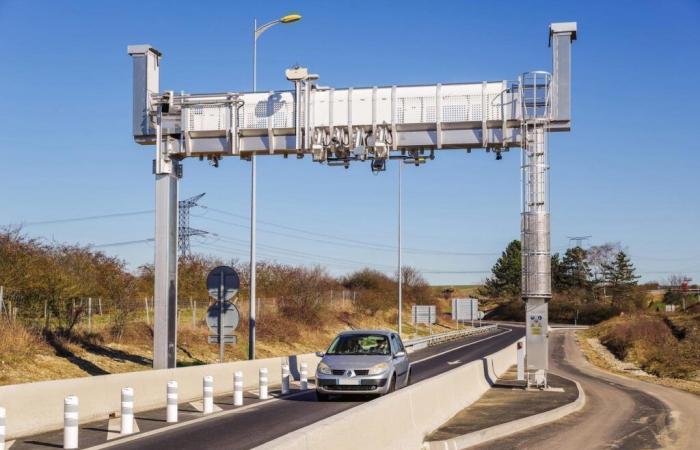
0, 353, 320, 440
0, 327, 493, 440
255, 339, 521, 450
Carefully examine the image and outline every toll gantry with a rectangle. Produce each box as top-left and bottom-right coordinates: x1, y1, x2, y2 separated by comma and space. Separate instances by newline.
128, 22, 577, 386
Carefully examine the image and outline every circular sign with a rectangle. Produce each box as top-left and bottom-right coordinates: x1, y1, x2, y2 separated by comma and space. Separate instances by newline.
206, 266, 240, 301
206, 301, 240, 334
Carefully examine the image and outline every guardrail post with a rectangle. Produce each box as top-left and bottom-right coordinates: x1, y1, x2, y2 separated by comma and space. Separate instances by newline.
0, 406, 6, 450
259, 368, 269, 400
300, 363, 308, 390
166, 381, 178, 423
233, 371, 243, 406
281, 364, 290, 394
120, 388, 134, 435
203, 376, 214, 414
63, 396, 79, 449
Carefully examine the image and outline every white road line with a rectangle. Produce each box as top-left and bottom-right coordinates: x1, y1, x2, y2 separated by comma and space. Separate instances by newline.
85, 389, 313, 450
410, 327, 512, 366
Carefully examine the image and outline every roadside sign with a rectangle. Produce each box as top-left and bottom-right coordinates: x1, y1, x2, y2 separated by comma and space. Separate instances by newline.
206, 301, 240, 336
411, 305, 436, 324
206, 266, 240, 360
206, 266, 240, 301
208, 335, 238, 344
452, 298, 479, 321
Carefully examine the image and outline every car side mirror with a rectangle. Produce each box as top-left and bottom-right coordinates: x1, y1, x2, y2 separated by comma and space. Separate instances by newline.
315, 351, 325, 357
394, 351, 406, 358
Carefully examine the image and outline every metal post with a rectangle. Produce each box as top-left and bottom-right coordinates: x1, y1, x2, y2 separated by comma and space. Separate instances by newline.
144, 297, 150, 326
154, 170, 178, 369
398, 161, 403, 336
87, 298, 92, 332
521, 71, 551, 382
249, 18, 259, 361
218, 270, 224, 363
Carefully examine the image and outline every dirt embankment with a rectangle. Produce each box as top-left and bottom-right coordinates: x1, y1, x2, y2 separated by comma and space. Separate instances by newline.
0, 296, 460, 386
580, 313, 700, 395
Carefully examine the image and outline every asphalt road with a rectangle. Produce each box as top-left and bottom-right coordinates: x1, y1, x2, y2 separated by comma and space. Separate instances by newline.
104, 325, 522, 450
475, 331, 700, 450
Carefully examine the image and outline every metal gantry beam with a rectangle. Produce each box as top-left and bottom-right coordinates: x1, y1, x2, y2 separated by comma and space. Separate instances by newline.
128, 23, 576, 375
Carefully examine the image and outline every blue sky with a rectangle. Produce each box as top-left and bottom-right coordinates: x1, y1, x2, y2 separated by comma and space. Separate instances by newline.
1, 0, 698, 284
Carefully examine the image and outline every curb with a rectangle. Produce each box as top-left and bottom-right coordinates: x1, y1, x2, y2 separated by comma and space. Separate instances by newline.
423, 376, 586, 450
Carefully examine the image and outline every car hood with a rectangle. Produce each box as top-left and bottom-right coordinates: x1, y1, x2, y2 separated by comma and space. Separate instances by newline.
321, 354, 391, 370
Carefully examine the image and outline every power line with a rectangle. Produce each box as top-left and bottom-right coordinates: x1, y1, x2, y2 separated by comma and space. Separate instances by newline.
197, 207, 497, 257
92, 238, 155, 248
17, 210, 154, 226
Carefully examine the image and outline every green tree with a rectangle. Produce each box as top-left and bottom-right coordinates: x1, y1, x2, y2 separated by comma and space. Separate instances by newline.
551, 253, 565, 292
484, 240, 521, 297
603, 251, 639, 287
603, 251, 640, 307
560, 247, 591, 290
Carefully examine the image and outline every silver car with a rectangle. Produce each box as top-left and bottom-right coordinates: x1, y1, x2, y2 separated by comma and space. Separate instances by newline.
315, 330, 411, 401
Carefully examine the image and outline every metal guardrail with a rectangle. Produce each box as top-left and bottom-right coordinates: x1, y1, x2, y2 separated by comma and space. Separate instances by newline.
404, 325, 498, 352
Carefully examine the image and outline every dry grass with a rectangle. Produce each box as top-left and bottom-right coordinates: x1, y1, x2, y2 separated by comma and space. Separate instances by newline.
578, 314, 700, 395
0, 298, 423, 386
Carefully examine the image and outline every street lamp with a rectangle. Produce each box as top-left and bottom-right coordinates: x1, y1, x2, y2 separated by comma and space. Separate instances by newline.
249, 13, 302, 360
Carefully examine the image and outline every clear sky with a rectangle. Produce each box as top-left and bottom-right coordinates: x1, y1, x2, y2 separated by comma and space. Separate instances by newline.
1, 0, 698, 285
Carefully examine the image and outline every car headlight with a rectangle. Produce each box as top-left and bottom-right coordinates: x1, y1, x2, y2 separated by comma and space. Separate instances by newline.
368, 362, 389, 375
317, 361, 332, 375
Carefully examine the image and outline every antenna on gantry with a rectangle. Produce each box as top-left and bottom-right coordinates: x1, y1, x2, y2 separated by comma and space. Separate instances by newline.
178, 193, 208, 256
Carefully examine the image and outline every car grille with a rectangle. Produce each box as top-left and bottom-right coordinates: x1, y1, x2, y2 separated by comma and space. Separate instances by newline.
331, 369, 370, 376
325, 385, 377, 391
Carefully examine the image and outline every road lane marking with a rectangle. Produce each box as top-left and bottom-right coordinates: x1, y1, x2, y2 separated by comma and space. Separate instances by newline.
85, 332, 514, 449
85, 389, 314, 450
447, 360, 461, 365
410, 327, 513, 366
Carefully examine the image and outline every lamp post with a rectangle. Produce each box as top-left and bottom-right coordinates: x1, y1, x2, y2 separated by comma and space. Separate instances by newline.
249, 13, 302, 360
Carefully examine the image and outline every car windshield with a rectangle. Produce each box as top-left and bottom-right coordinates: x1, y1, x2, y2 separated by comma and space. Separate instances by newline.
326, 334, 390, 356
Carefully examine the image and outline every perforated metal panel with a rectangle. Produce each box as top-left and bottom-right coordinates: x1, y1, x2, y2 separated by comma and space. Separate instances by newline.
184, 105, 230, 132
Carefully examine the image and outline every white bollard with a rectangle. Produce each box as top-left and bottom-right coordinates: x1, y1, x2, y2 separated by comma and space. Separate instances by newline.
300, 362, 309, 390
517, 341, 525, 381
0, 406, 6, 450
233, 371, 243, 406
63, 396, 79, 449
203, 376, 214, 414
281, 363, 290, 394
259, 368, 269, 400
120, 387, 134, 435
166, 381, 178, 423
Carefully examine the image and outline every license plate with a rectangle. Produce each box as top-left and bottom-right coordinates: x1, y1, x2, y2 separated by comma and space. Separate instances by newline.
338, 378, 361, 385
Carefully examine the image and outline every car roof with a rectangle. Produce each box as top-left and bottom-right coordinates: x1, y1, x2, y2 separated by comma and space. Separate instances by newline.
337, 329, 395, 336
